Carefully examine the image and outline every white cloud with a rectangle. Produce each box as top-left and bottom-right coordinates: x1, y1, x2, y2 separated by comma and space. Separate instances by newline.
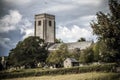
0, 10, 22, 33
19, 19, 34, 39
51, 0, 102, 6
56, 25, 94, 42
1, 10, 22, 24
4, 0, 32, 5
22, 29, 34, 39
80, 15, 97, 27
64, 15, 96, 27
41, 4, 77, 13
80, 15, 96, 21
0, 38, 12, 48
0, 9, 33, 39
71, 0, 102, 6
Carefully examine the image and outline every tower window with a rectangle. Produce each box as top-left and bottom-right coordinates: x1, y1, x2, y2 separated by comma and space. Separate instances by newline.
49, 21, 52, 26
38, 21, 41, 26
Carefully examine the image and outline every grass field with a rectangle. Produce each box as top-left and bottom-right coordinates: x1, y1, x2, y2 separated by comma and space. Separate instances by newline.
5, 72, 120, 80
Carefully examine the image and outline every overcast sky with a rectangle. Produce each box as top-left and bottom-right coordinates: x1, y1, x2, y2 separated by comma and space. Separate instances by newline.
0, 0, 109, 56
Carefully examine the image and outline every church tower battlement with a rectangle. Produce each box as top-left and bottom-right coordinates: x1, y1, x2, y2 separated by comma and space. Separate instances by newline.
34, 13, 56, 43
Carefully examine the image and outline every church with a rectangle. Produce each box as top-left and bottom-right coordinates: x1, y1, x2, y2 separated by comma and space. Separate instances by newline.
34, 13, 92, 51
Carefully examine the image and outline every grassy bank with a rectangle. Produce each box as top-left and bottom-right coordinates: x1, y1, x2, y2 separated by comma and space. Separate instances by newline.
5, 72, 120, 80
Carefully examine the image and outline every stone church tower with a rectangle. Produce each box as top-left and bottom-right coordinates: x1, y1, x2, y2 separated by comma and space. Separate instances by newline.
34, 13, 92, 52
34, 13, 55, 43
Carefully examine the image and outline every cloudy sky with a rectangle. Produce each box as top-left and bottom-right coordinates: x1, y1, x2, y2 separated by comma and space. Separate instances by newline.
0, 0, 109, 56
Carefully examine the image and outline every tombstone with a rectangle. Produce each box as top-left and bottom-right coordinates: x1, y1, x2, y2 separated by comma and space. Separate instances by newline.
1, 57, 6, 69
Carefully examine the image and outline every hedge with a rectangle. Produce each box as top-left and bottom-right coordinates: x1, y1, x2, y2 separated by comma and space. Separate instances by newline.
0, 63, 118, 79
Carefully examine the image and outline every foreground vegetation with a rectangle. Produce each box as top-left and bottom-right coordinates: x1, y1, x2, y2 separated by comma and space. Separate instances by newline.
5, 72, 120, 80
0, 63, 118, 79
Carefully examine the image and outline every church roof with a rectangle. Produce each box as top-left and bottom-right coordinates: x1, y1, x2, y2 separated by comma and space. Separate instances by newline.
48, 41, 92, 51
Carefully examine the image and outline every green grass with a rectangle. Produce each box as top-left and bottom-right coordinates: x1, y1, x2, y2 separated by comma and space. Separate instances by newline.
4, 72, 120, 80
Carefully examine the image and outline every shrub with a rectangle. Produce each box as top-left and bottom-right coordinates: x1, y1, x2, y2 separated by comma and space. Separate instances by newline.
0, 63, 117, 79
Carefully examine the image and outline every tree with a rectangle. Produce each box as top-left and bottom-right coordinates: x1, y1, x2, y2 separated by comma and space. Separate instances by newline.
70, 48, 81, 61
91, 0, 120, 62
46, 44, 69, 67
8, 36, 48, 68
77, 37, 86, 42
79, 46, 94, 63
55, 38, 63, 43
93, 42, 100, 62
